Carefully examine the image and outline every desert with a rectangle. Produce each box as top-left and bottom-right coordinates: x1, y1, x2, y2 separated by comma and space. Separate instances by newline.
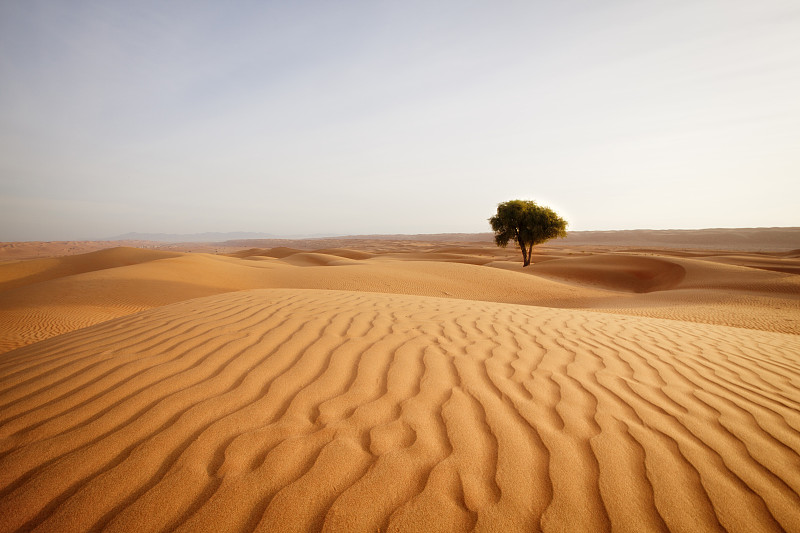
1, 230, 799, 532
4, 1, 800, 530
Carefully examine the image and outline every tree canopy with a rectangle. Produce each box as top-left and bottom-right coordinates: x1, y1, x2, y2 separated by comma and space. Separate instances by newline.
489, 200, 568, 266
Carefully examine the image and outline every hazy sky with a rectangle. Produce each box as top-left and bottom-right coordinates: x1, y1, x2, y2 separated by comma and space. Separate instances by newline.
1, 0, 798, 240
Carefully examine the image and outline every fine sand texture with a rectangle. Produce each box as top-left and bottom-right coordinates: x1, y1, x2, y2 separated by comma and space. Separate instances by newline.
1, 239, 799, 532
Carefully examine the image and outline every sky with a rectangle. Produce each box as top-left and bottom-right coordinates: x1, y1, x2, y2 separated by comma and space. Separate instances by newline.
1, 0, 799, 241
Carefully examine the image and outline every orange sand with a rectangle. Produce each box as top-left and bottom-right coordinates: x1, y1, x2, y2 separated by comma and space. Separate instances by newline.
1, 239, 799, 531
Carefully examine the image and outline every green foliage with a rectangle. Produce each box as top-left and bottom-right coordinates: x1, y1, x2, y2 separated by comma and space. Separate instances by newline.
489, 200, 568, 266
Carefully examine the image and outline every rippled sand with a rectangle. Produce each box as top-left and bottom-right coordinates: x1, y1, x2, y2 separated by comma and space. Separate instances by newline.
1, 242, 799, 532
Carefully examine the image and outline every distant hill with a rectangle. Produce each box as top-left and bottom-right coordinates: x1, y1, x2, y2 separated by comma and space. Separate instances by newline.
103, 227, 800, 251
3, 227, 798, 261
219, 227, 800, 252
557, 227, 800, 250
105, 232, 337, 242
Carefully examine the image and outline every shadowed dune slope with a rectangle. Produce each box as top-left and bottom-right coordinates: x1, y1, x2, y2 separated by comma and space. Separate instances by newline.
227, 248, 271, 259
279, 253, 361, 267
261, 247, 306, 259
0, 289, 799, 532
527, 253, 800, 295
314, 248, 374, 260
529, 255, 687, 293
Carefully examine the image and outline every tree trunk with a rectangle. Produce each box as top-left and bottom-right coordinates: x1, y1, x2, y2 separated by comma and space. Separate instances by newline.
519, 239, 530, 266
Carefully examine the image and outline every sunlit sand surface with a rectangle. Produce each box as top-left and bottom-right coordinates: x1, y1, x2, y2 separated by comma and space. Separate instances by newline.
1, 237, 799, 531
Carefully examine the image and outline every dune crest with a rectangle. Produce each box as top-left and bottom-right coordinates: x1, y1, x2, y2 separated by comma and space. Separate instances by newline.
1, 289, 799, 532
0, 247, 181, 292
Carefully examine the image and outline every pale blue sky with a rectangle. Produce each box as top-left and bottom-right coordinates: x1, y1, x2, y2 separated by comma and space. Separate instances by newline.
1, 0, 798, 240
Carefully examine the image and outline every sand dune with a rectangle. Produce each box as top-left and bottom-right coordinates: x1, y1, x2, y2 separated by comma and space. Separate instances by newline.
0, 241, 161, 262
0, 247, 600, 354
0, 247, 181, 292
529, 255, 687, 293
314, 248, 375, 260
260, 247, 307, 259
2, 245, 799, 353
1, 289, 799, 532
702, 254, 800, 275
279, 252, 362, 267
1, 239, 799, 531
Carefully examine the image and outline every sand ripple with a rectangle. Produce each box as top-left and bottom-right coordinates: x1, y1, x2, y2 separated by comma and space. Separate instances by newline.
1, 289, 798, 532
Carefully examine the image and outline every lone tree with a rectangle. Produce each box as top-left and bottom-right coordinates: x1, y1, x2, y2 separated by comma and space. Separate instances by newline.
489, 200, 568, 266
